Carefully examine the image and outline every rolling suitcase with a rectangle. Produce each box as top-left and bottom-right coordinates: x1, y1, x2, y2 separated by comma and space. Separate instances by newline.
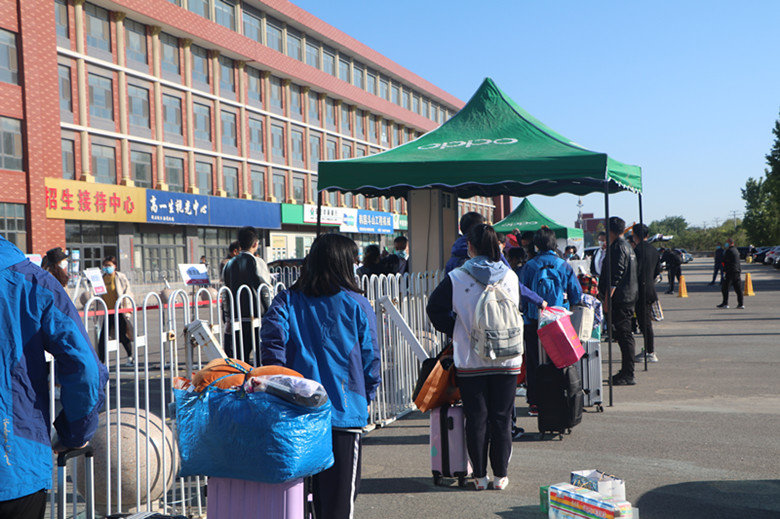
56, 446, 95, 519
206, 477, 305, 519
430, 405, 471, 487
536, 363, 584, 438
576, 339, 604, 412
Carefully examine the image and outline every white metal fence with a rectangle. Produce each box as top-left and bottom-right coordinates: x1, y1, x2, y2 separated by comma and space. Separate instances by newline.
49, 268, 446, 518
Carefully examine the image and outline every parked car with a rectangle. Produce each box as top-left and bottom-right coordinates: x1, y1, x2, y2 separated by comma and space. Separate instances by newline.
674, 248, 694, 263
751, 246, 773, 264
774, 254, 780, 269
583, 246, 598, 259
763, 246, 780, 265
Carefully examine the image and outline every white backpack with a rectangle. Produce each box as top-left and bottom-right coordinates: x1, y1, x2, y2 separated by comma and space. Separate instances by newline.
465, 271, 524, 361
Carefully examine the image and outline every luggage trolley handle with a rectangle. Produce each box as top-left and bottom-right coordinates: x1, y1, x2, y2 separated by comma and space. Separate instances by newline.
56, 445, 95, 519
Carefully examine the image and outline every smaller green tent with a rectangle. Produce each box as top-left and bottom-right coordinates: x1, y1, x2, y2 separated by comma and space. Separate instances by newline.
493, 198, 583, 243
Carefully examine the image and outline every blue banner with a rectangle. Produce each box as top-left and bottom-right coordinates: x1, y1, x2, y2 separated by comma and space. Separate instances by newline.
209, 197, 281, 229
356, 210, 394, 234
147, 190, 210, 225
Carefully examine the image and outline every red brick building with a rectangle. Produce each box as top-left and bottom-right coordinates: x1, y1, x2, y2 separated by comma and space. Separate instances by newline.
0, 0, 502, 279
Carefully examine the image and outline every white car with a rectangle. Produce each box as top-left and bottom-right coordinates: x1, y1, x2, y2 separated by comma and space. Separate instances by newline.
763, 246, 780, 265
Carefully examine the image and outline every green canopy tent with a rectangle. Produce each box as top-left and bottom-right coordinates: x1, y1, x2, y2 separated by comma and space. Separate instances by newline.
493, 198, 583, 242
317, 77, 646, 406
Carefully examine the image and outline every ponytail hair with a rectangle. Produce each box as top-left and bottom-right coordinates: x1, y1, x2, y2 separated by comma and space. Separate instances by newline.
467, 224, 501, 262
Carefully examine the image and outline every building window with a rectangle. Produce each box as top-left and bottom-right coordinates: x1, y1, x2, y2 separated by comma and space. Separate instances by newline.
367, 72, 376, 95
58, 65, 72, 112
341, 105, 351, 133
322, 49, 335, 75
128, 85, 150, 128
391, 85, 400, 105
165, 156, 184, 192
248, 118, 264, 158
166, 0, 181, 4
55, 0, 69, 39
214, 0, 235, 30
289, 84, 302, 119
308, 91, 319, 123
292, 176, 305, 203
243, 8, 262, 43
305, 40, 319, 69
85, 4, 111, 52
422, 99, 428, 118
325, 98, 335, 128
91, 143, 116, 184
188, 0, 208, 18
193, 102, 211, 142
0, 203, 27, 253
271, 124, 285, 162
355, 109, 364, 139
223, 165, 238, 197
402, 90, 410, 110
247, 67, 262, 105
291, 129, 304, 164
191, 45, 209, 85
342, 143, 352, 159
132, 226, 185, 279
0, 118, 22, 171
338, 59, 350, 82
61, 139, 75, 180
328, 191, 338, 207
125, 19, 147, 64
160, 33, 180, 75
0, 29, 19, 85
309, 133, 321, 169
219, 56, 234, 95
356, 194, 365, 209
269, 76, 283, 110
88, 73, 113, 121
309, 177, 317, 205
381, 120, 389, 146
286, 30, 302, 61
272, 171, 286, 201
356, 145, 366, 157
130, 150, 152, 188
379, 79, 389, 100
196, 161, 212, 195
412, 95, 419, 114
221, 111, 237, 149
163, 94, 182, 136
352, 64, 363, 89
251, 168, 264, 200
344, 192, 353, 208
326, 139, 336, 161
368, 114, 377, 143
266, 19, 283, 52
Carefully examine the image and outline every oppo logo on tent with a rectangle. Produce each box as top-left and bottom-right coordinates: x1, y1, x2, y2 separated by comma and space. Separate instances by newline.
417, 138, 518, 150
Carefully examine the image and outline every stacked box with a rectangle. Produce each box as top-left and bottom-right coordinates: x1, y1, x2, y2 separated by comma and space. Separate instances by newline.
548, 483, 633, 519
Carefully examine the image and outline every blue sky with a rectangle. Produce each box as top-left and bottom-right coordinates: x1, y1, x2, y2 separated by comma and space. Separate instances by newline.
292, 0, 779, 229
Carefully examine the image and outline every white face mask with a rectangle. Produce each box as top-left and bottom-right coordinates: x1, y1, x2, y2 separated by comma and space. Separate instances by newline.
59, 259, 68, 270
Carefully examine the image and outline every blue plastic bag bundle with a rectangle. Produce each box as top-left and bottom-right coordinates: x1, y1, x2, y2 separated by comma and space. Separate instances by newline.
174, 382, 334, 484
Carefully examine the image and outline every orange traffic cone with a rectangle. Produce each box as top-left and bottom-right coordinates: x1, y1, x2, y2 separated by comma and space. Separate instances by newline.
677, 275, 688, 298
744, 273, 755, 296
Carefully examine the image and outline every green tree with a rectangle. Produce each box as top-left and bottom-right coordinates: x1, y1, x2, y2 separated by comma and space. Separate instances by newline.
741, 177, 779, 245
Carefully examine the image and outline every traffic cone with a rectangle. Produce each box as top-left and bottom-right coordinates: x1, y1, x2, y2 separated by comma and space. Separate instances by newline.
744, 273, 755, 296
677, 275, 688, 298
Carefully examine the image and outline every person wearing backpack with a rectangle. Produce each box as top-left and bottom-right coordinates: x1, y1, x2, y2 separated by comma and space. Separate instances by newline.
426, 224, 523, 491
519, 227, 583, 416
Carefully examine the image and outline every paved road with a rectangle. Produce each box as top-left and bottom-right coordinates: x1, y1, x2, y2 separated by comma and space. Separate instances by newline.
355, 261, 780, 518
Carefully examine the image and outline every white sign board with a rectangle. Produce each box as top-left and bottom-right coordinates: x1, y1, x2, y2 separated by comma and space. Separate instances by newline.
178, 263, 211, 286
339, 208, 359, 233
84, 268, 107, 295
303, 204, 343, 225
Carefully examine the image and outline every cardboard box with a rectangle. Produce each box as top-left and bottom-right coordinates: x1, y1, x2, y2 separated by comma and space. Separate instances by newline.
571, 469, 626, 501
540, 485, 550, 514
549, 483, 633, 519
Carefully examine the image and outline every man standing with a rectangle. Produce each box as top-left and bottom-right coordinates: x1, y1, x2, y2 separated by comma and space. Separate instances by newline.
632, 224, 661, 363
222, 227, 273, 363
0, 236, 108, 519
710, 244, 724, 285
598, 217, 639, 385
661, 247, 682, 294
590, 231, 607, 277
393, 235, 409, 274
219, 241, 240, 281
445, 212, 485, 273
718, 238, 744, 309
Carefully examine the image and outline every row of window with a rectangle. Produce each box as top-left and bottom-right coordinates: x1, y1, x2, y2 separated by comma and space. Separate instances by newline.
0, 117, 23, 171
0, 28, 18, 86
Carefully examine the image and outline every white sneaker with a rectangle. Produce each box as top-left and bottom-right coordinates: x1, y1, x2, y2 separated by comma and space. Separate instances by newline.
474, 476, 489, 491
494, 476, 509, 490
646, 352, 659, 363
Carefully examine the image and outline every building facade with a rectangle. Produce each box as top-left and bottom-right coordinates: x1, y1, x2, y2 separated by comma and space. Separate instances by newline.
0, 0, 499, 283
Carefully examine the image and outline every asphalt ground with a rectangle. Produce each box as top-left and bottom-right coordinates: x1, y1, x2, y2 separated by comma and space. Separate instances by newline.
354, 260, 780, 518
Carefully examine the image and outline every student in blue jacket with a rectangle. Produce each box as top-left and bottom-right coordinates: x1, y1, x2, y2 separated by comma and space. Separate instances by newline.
261, 233, 381, 519
0, 236, 108, 519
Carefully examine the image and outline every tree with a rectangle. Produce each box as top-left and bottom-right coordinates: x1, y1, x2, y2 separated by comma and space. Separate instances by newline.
741, 177, 780, 245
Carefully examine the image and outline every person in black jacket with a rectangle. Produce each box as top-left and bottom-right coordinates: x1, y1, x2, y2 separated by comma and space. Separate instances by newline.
222, 226, 273, 363
598, 217, 639, 385
661, 247, 682, 294
632, 224, 661, 363
710, 244, 725, 285
717, 238, 744, 309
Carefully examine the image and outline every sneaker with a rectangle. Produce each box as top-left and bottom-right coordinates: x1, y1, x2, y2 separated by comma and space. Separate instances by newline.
613, 375, 636, 386
716, 303, 729, 309
527, 405, 539, 417
474, 476, 489, 491
512, 426, 525, 439
493, 476, 509, 490
737, 305, 745, 309
124, 358, 135, 368
635, 351, 659, 363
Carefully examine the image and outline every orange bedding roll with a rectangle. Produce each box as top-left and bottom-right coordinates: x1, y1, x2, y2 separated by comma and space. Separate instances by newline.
192, 359, 302, 391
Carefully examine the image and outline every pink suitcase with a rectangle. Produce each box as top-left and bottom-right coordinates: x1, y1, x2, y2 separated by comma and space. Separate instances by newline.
207, 477, 305, 518
430, 405, 471, 487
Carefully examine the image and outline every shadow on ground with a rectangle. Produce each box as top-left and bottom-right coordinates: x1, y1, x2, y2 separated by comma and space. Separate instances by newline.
635, 479, 780, 519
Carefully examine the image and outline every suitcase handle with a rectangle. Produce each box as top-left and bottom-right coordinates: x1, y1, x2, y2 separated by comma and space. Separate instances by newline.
447, 416, 454, 430
56, 445, 94, 466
